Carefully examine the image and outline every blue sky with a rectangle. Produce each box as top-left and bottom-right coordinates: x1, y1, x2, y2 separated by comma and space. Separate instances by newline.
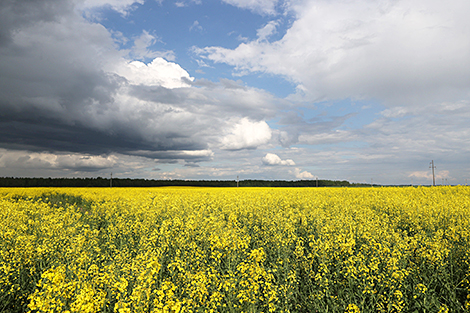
94, 0, 297, 96
1, 0, 470, 185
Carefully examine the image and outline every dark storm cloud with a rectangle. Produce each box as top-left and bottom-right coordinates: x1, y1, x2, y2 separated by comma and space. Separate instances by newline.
0, 0, 133, 153
0, 118, 148, 154
0, 87, 213, 157
0, 0, 73, 46
0, 0, 277, 163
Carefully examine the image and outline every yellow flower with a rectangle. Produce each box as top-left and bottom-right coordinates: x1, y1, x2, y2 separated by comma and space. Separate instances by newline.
345, 303, 361, 313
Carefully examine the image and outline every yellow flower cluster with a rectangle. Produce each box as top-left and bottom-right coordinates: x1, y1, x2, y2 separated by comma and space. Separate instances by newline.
0, 186, 469, 312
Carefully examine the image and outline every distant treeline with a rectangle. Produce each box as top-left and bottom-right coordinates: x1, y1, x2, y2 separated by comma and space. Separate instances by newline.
0, 177, 368, 188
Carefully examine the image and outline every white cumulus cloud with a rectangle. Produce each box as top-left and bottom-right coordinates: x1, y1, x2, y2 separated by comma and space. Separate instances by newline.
114, 57, 194, 88
221, 118, 272, 150
262, 153, 295, 166
291, 168, 315, 179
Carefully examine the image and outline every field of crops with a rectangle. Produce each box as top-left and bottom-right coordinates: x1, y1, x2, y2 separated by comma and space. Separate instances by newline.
1, 186, 470, 313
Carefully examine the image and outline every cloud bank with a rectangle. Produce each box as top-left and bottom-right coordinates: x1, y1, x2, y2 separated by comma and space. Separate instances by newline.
198, 0, 470, 106
0, 0, 277, 167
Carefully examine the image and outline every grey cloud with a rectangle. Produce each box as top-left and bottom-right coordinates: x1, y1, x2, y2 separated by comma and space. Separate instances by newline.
0, 0, 73, 46
0, 117, 151, 154
184, 163, 200, 167
0, 149, 115, 173
0, 0, 280, 166
129, 78, 277, 120
275, 110, 357, 147
0, 0, 123, 138
197, 0, 470, 108
313, 103, 470, 184
190, 78, 218, 88
127, 85, 187, 105
362, 103, 470, 157
219, 78, 248, 90
0, 72, 277, 158
127, 150, 213, 163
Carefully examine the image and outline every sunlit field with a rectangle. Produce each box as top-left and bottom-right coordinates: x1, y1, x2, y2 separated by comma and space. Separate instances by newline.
1, 186, 470, 313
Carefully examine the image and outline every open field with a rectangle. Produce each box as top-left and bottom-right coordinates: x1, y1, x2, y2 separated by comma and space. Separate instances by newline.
1, 186, 470, 312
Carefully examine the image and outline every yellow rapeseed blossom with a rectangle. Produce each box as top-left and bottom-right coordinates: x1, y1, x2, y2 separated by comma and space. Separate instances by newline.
345, 303, 361, 313
0, 186, 469, 312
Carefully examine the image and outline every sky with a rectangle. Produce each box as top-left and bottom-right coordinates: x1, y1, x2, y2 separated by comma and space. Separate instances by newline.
0, 0, 469, 185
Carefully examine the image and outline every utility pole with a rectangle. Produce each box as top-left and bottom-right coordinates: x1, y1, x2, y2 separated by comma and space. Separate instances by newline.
429, 160, 436, 186
110, 172, 112, 188
316, 177, 318, 187
237, 175, 239, 188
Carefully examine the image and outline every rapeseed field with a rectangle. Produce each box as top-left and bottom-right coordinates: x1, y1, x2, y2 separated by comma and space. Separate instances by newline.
1, 186, 469, 312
